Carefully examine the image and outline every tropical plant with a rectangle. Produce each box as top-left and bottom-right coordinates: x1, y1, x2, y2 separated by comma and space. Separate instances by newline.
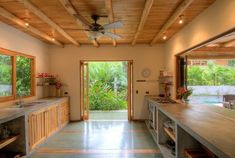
188, 61, 235, 86
88, 62, 128, 111
177, 87, 193, 100
16, 56, 32, 96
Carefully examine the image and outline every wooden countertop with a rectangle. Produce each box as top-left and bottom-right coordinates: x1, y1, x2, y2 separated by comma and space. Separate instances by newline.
158, 102, 235, 158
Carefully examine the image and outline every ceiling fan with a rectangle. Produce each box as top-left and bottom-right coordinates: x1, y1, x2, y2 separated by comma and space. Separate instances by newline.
76, 14, 123, 40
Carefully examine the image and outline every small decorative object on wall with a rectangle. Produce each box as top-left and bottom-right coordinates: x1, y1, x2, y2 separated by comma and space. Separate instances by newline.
141, 68, 151, 78
177, 87, 193, 103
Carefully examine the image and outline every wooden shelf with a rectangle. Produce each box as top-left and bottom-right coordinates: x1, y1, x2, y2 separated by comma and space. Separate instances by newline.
37, 84, 55, 87
0, 135, 19, 149
159, 76, 173, 78
136, 79, 158, 82
164, 127, 176, 142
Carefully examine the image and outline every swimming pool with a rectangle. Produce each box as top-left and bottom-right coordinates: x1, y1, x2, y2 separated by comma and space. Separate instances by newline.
189, 95, 223, 106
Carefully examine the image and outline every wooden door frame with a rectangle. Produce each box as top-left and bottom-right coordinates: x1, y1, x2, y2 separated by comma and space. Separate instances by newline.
80, 60, 134, 121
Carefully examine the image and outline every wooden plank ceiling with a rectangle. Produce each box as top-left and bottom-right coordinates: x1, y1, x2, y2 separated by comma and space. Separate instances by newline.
0, 0, 215, 47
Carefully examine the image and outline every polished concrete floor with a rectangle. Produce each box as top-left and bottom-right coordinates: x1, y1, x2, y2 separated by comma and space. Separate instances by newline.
89, 110, 128, 120
30, 121, 163, 158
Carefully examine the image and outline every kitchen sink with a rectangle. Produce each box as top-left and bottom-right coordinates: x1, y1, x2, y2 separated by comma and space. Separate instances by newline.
12, 101, 45, 108
21, 101, 45, 107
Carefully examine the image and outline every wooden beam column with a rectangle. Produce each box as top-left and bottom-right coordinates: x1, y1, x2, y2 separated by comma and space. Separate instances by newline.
150, 0, 193, 45
105, 0, 117, 47
132, 0, 154, 46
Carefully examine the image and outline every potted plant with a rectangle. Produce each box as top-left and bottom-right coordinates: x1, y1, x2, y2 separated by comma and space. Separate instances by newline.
177, 87, 193, 103
55, 78, 62, 97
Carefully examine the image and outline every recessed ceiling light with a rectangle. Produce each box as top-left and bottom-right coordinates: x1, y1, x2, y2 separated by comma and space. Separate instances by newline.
25, 22, 29, 26
162, 35, 167, 40
179, 19, 183, 24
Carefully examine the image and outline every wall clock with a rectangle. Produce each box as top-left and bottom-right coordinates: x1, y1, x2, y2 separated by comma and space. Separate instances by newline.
141, 68, 151, 78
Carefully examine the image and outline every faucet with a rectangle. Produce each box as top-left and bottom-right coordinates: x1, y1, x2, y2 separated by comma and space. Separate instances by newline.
15, 94, 24, 107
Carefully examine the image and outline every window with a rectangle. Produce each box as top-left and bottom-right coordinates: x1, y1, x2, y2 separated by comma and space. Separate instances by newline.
0, 48, 35, 102
0, 54, 13, 97
16, 56, 33, 96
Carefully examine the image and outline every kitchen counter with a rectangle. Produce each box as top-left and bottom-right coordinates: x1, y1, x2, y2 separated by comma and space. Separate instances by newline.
0, 97, 69, 124
146, 96, 235, 158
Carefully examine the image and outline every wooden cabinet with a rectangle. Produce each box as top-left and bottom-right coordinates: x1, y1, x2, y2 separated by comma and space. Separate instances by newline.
59, 100, 69, 127
44, 105, 59, 137
28, 109, 47, 150
28, 99, 70, 151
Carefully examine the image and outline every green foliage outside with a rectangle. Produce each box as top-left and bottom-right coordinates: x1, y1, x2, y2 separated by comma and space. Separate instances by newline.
0, 55, 12, 96
188, 61, 235, 86
88, 62, 128, 111
0, 54, 32, 97
16, 56, 32, 96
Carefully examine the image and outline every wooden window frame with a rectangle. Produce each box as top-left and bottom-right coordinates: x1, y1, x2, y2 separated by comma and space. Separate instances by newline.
0, 48, 35, 102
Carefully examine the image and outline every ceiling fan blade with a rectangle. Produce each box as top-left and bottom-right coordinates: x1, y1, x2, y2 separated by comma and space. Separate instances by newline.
103, 32, 122, 39
103, 21, 123, 30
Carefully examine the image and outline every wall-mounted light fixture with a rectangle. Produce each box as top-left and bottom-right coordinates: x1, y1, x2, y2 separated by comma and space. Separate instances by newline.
179, 15, 184, 24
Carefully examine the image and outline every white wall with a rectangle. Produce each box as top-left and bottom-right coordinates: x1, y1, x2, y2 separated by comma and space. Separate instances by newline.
164, 0, 235, 96
0, 22, 49, 106
48, 44, 164, 120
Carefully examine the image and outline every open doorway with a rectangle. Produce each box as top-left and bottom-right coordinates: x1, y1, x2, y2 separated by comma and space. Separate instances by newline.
80, 61, 133, 121
175, 28, 235, 110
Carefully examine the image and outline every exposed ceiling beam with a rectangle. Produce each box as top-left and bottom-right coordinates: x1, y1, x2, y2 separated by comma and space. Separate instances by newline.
18, 0, 80, 46
105, 0, 117, 47
59, 0, 99, 47
150, 0, 194, 45
0, 7, 63, 47
132, 0, 153, 46
195, 47, 235, 53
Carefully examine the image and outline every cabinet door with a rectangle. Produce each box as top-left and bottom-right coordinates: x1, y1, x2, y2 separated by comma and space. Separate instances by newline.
28, 109, 46, 150
45, 105, 59, 136
60, 100, 70, 127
